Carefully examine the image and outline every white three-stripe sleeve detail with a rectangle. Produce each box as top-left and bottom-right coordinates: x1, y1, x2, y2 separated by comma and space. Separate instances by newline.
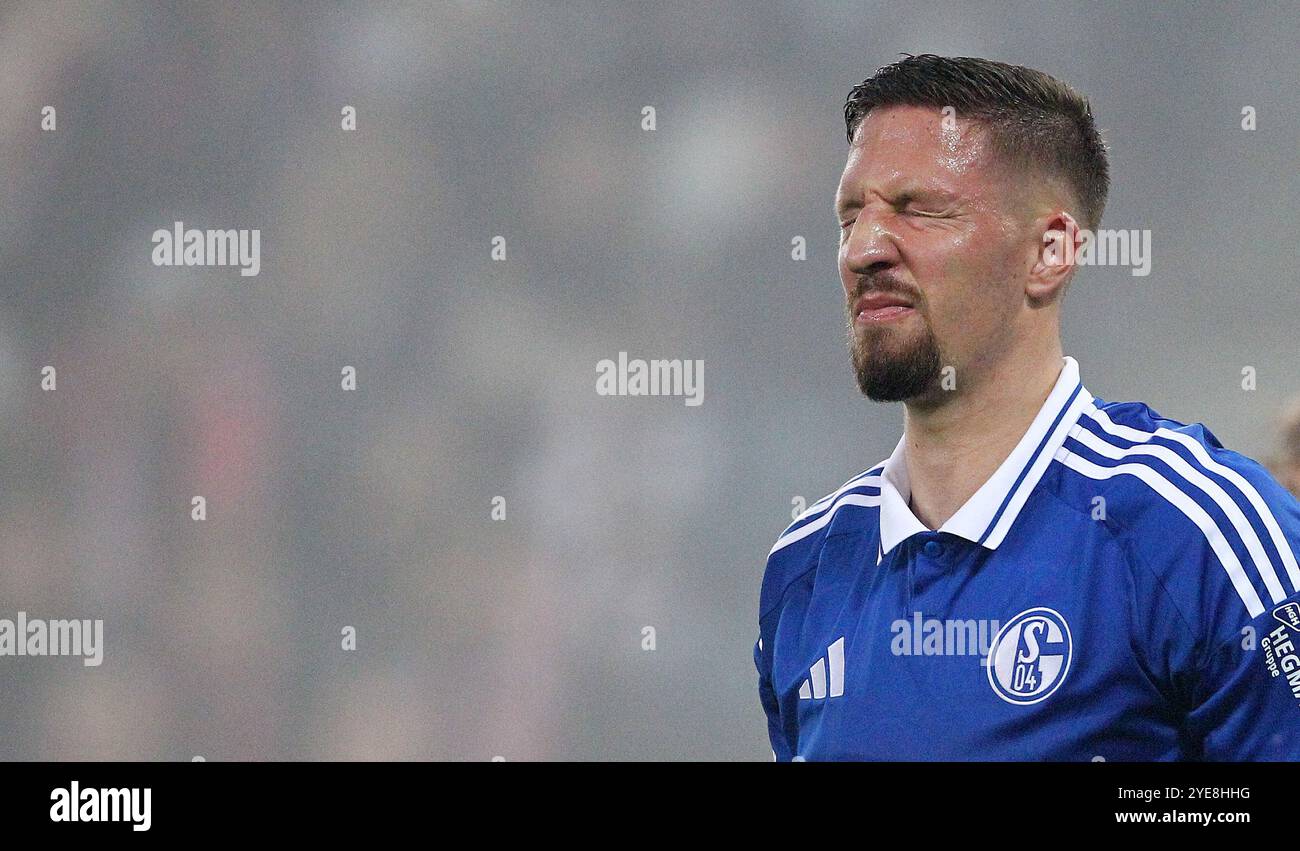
1055, 447, 1266, 618
1069, 424, 1287, 604
1086, 405, 1300, 593
769, 494, 882, 556
808, 468, 882, 511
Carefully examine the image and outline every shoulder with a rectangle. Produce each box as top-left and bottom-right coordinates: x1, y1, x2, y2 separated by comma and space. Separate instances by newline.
758, 462, 886, 621
1055, 396, 1300, 646
1055, 398, 1252, 517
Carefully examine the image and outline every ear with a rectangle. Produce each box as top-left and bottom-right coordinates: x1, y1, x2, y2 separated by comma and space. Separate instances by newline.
1028, 210, 1083, 303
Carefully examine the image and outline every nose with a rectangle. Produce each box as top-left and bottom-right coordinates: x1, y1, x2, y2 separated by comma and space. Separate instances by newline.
840, 210, 903, 293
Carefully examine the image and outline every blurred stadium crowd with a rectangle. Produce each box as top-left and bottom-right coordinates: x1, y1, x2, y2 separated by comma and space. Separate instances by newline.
0, 3, 1296, 759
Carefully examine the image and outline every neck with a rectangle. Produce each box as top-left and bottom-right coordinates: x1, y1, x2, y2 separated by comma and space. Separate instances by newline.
902, 343, 1064, 530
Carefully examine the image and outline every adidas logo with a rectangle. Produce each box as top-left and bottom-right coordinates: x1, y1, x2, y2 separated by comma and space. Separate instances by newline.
798, 636, 845, 700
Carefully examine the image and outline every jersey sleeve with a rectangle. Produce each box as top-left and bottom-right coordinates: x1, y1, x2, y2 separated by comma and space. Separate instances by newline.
754, 632, 794, 761
1188, 462, 1300, 759
1186, 606, 1300, 760
1126, 447, 1300, 760
756, 537, 808, 762
753, 466, 881, 761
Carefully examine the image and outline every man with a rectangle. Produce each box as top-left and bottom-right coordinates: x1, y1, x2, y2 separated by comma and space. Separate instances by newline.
1271, 397, 1300, 499
755, 55, 1300, 760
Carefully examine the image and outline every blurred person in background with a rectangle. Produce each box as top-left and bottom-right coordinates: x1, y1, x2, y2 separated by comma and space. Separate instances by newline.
1272, 397, 1300, 499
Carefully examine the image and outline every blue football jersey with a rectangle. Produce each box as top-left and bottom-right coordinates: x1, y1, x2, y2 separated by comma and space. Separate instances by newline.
755, 357, 1300, 760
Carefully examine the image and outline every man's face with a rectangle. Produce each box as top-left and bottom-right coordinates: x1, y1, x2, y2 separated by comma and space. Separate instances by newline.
836, 104, 1032, 403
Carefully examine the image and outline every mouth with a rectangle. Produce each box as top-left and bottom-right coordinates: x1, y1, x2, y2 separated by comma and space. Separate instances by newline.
852, 292, 916, 325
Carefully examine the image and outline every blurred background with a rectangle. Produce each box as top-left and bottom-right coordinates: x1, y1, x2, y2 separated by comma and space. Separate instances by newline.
0, 1, 1297, 760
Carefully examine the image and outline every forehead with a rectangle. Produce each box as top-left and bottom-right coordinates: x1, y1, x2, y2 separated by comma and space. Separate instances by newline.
836, 104, 997, 202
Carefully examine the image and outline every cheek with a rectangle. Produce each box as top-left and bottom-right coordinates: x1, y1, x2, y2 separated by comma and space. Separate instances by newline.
919, 237, 981, 308
937, 234, 1019, 301
922, 240, 1018, 333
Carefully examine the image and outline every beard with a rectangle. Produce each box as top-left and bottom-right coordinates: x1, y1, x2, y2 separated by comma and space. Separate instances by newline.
848, 312, 943, 402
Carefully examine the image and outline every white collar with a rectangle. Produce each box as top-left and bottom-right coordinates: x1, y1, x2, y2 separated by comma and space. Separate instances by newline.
878, 356, 1092, 555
